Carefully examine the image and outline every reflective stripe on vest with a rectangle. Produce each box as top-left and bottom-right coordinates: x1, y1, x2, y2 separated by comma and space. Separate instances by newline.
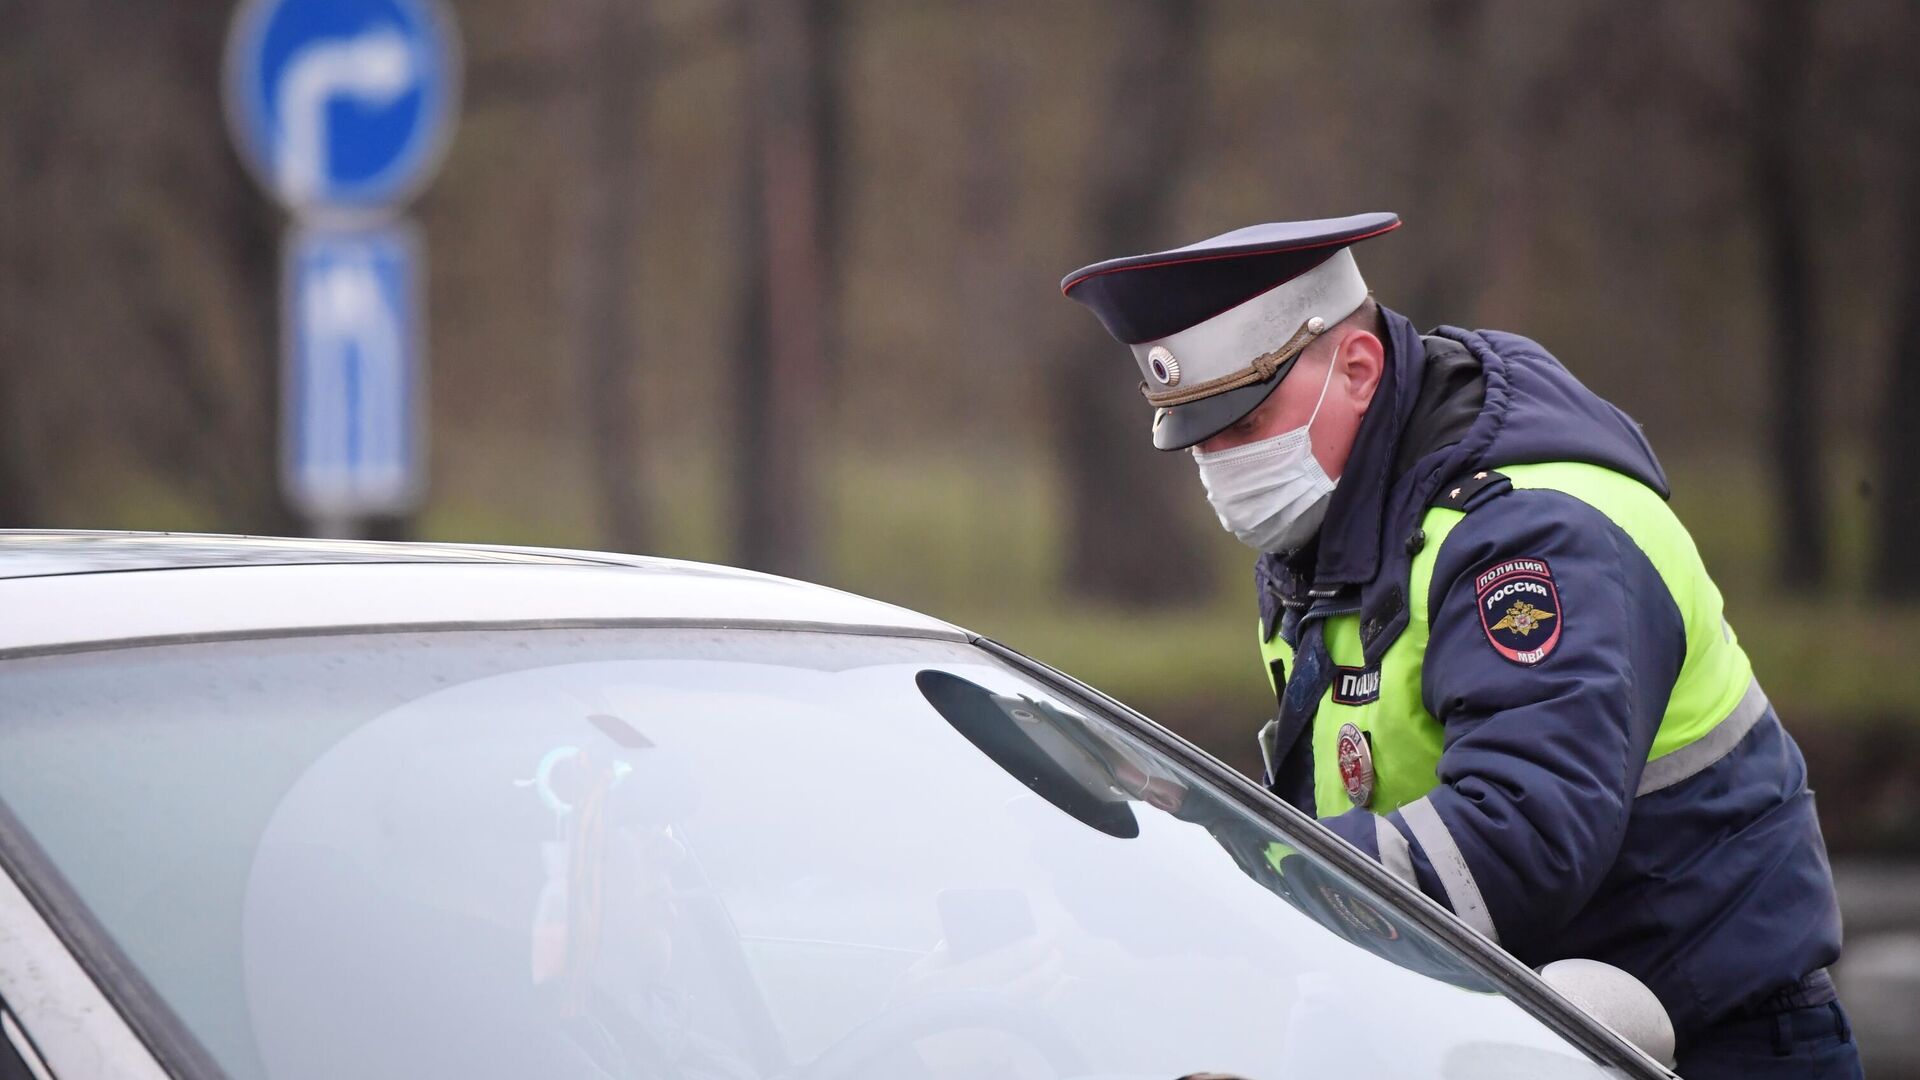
1257, 461, 1761, 819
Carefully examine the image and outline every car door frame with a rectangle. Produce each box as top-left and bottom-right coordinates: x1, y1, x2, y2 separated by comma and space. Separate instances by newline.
0, 798, 214, 1080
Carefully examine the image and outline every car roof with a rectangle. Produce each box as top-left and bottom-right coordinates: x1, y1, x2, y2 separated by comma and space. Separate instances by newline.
0, 531, 968, 654
0, 531, 637, 579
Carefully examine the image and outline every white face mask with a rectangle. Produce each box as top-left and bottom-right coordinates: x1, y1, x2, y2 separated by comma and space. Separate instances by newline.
1190, 351, 1340, 554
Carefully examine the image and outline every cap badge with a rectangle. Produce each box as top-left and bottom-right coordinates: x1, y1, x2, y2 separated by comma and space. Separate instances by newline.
1335, 722, 1375, 808
1147, 346, 1181, 386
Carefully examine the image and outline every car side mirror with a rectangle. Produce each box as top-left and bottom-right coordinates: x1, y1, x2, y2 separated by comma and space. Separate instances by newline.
1537, 959, 1676, 1068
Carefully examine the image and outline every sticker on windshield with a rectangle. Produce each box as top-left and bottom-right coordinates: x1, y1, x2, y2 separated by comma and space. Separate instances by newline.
1317, 884, 1401, 942
1475, 558, 1562, 665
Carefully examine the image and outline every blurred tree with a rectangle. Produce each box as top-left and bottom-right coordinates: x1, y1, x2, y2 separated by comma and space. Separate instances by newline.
575, 0, 651, 554
1, 0, 1902, 617
1401, 0, 1485, 324
1052, 0, 1212, 605
0, 2, 38, 525
1599, 0, 1838, 590
731, 0, 829, 578
1747, 0, 1828, 589
1873, 4, 1920, 599
808, 0, 852, 400
1878, 225, 1920, 598
957, 0, 1018, 360
1535, 0, 1833, 589
0, 3, 292, 534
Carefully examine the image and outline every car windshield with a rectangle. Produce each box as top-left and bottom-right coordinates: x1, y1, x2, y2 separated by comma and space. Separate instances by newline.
0, 627, 1613, 1080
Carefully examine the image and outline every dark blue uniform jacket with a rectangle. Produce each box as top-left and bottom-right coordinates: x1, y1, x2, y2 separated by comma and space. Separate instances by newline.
1257, 306, 1843, 1044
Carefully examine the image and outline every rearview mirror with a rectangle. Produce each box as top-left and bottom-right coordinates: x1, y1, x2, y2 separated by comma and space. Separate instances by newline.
1537, 958, 1675, 1068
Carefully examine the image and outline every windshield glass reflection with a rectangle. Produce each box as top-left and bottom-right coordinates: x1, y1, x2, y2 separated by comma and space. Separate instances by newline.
0, 629, 1612, 1080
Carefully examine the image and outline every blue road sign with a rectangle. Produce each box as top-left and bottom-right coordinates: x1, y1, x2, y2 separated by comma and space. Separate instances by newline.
283, 226, 424, 519
225, 0, 458, 213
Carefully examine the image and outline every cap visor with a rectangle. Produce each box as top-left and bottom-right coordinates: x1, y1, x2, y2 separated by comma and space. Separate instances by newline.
1151, 371, 1283, 451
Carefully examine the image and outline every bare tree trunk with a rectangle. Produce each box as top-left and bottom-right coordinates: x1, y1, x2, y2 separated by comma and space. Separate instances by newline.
958, 0, 1017, 362
1875, 233, 1920, 597
148, 4, 295, 534
576, 0, 650, 553
0, 3, 32, 526
1749, 0, 1827, 589
1053, 0, 1210, 605
805, 0, 848, 404
728, 136, 774, 568
1874, 10, 1920, 598
733, 0, 824, 578
0, 350, 37, 526
0, 4, 35, 526
1403, 0, 1486, 325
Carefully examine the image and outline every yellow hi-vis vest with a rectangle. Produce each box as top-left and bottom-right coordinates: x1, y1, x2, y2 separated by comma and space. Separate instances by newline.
1260, 461, 1763, 818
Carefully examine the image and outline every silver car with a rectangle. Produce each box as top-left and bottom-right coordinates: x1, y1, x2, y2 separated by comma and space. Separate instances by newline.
0, 532, 1675, 1079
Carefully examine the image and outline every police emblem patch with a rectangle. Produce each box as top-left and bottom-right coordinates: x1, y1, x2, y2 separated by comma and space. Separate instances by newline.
1474, 557, 1562, 665
1335, 722, 1374, 807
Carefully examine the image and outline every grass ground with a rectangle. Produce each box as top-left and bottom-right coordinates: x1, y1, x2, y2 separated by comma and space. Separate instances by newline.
821, 448, 1920, 736
77, 443, 1920, 850
447, 446, 1919, 751
89, 444, 1920, 739
820, 449, 1920, 853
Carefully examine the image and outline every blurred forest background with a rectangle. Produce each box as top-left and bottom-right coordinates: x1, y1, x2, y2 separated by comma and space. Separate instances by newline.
4, 0, 1920, 857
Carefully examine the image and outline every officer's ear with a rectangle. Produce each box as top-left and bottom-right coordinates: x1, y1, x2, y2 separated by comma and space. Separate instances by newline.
1337, 328, 1386, 411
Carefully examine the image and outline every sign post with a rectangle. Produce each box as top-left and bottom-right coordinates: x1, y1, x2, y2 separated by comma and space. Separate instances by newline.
224, 0, 458, 537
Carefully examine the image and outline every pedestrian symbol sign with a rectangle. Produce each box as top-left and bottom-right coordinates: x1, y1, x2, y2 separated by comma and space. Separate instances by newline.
283, 226, 423, 519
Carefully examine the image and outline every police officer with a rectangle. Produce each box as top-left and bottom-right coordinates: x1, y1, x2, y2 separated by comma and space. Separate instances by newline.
1062, 214, 1862, 1079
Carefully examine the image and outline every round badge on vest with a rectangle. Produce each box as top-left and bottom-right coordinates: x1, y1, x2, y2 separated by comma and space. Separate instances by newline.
1336, 722, 1374, 807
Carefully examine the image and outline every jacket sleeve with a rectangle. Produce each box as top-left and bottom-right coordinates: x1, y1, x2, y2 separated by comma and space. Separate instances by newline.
1319, 488, 1684, 954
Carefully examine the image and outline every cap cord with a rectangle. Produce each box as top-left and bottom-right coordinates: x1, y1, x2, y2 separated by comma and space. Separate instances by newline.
1139, 316, 1327, 407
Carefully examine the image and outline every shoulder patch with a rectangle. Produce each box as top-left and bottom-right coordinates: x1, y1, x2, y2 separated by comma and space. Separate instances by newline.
1432, 468, 1509, 511
1474, 557, 1562, 665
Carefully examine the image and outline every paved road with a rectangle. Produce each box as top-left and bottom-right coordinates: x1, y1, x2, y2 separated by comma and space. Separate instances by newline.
1832, 861, 1920, 1077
